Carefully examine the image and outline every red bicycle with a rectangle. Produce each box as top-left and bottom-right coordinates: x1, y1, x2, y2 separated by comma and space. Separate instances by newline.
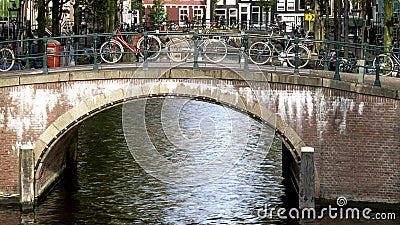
99, 29, 162, 63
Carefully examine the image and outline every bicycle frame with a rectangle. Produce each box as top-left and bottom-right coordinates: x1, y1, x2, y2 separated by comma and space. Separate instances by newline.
113, 30, 141, 53
165, 35, 227, 63
267, 39, 292, 57
390, 53, 400, 66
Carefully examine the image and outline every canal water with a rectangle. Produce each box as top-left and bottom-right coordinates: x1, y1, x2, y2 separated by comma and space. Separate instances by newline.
0, 98, 398, 224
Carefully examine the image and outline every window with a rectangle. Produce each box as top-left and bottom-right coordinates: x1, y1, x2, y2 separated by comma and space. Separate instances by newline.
179, 9, 188, 25
241, 7, 247, 13
287, 0, 295, 11
277, 0, 285, 11
299, 0, 305, 10
193, 9, 202, 22
215, 9, 226, 20
229, 9, 237, 25
252, 6, 260, 23
285, 16, 295, 32
229, 9, 237, 17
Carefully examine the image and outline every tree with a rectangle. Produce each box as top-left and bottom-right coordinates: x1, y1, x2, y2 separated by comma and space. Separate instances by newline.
333, 0, 342, 41
352, 0, 368, 57
131, 0, 145, 25
211, 0, 220, 20
51, 0, 70, 37
316, 0, 330, 40
256, 0, 277, 27
344, 0, 349, 57
149, 0, 167, 30
37, 0, 46, 52
383, 0, 395, 51
104, 0, 119, 32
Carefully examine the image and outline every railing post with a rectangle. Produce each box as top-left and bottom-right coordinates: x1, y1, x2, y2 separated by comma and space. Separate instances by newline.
42, 36, 48, 74
358, 59, 366, 83
323, 40, 329, 71
93, 33, 99, 72
143, 31, 148, 71
241, 32, 249, 71
193, 32, 199, 70
24, 39, 30, 70
294, 37, 300, 76
357, 43, 369, 83
69, 37, 75, 66
374, 46, 381, 87
333, 42, 341, 81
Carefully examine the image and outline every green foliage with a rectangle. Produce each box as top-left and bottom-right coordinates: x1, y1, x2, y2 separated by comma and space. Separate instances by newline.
131, 0, 145, 23
90, 0, 119, 32
149, 0, 167, 29
383, 0, 394, 50
0, 0, 20, 18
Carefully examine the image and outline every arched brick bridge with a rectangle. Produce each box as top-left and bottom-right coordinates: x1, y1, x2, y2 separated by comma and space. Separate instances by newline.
0, 66, 399, 207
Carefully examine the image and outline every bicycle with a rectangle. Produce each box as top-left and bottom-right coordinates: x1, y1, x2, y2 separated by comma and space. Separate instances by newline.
372, 47, 400, 76
248, 37, 311, 68
314, 49, 327, 70
0, 44, 15, 72
165, 34, 227, 63
99, 29, 162, 63
76, 46, 102, 65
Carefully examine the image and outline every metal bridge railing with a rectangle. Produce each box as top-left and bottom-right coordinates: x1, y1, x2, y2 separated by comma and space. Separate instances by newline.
0, 31, 398, 87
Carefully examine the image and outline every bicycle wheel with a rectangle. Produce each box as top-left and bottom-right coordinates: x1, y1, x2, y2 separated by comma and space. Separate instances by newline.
314, 56, 325, 70
203, 39, 227, 63
265, 25, 274, 37
100, 40, 123, 63
248, 42, 271, 65
372, 54, 393, 76
286, 44, 311, 68
137, 35, 162, 60
166, 38, 190, 62
0, 48, 15, 72
338, 59, 347, 72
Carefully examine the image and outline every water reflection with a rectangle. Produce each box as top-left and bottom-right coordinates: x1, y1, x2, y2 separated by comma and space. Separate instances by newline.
0, 98, 397, 224
43, 98, 287, 224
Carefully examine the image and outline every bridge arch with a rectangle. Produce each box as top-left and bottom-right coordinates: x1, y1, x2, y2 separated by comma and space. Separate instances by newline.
33, 79, 306, 199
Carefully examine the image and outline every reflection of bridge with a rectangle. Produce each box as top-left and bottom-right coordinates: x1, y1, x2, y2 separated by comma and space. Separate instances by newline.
0, 65, 399, 210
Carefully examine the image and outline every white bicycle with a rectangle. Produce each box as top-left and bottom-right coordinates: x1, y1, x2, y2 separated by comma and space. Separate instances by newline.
248, 38, 311, 68
0, 47, 15, 72
165, 35, 227, 63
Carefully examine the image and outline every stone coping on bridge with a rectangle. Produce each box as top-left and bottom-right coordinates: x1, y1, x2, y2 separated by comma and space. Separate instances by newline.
0, 67, 399, 100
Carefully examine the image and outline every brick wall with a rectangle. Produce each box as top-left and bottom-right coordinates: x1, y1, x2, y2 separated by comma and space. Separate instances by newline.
270, 83, 400, 203
0, 75, 398, 203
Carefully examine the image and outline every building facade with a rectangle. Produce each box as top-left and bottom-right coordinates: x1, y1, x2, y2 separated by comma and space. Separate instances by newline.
274, 0, 306, 31
144, 0, 207, 26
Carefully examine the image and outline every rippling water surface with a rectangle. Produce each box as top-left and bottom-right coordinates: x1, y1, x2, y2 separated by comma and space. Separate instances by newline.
0, 98, 398, 224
